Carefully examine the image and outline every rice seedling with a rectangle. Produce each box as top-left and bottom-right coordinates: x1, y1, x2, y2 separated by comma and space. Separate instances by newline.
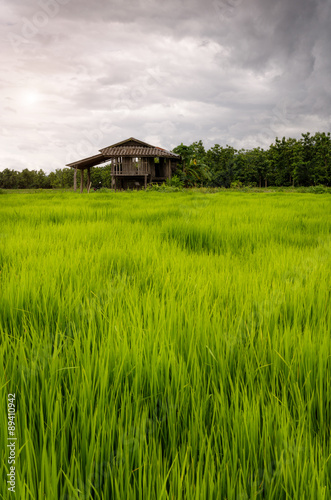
0, 190, 330, 499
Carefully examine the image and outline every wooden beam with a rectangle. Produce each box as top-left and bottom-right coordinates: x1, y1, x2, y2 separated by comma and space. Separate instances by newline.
80, 169, 84, 193
144, 175, 147, 190
87, 167, 91, 193
74, 167, 77, 191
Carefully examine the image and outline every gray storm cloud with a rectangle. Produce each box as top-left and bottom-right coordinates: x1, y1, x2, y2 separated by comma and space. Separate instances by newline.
1, 0, 330, 171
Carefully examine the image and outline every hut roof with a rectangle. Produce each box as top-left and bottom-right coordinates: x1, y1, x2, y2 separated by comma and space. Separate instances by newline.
66, 137, 180, 169
99, 137, 180, 158
66, 153, 109, 169
99, 146, 179, 158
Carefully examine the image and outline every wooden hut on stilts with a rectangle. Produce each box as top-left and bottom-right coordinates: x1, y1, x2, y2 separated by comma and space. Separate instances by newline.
66, 138, 180, 192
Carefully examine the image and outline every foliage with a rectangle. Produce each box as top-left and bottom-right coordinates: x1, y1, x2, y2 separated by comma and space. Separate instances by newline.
230, 180, 243, 189
173, 141, 212, 187
146, 182, 183, 192
166, 175, 184, 188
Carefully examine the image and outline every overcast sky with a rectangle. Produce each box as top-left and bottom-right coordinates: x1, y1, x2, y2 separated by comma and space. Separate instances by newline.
1, 0, 330, 172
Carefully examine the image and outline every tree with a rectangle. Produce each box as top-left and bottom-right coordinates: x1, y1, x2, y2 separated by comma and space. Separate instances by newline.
0, 169, 19, 189
206, 145, 237, 187
268, 137, 296, 187
241, 148, 270, 187
299, 132, 314, 186
173, 142, 210, 187
292, 140, 305, 187
36, 169, 51, 188
17, 169, 38, 189
313, 132, 331, 185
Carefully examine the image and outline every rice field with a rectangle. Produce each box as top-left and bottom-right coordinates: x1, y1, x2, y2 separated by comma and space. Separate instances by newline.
0, 190, 330, 500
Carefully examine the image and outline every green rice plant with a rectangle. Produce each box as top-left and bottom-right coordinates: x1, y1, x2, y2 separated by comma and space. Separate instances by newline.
0, 190, 330, 499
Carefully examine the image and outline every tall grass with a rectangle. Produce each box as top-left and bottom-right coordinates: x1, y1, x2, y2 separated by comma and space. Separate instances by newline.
0, 190, 330, 499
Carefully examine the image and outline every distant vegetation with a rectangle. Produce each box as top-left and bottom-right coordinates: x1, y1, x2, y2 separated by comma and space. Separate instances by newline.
1, 132, 330, 189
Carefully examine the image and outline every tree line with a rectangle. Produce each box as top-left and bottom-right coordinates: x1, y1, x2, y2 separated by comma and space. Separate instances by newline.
172, 132, 331, 188
1, 132, 330, 189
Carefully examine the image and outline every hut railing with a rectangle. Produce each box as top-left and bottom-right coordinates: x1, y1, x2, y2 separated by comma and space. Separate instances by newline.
111, 164, 150, 175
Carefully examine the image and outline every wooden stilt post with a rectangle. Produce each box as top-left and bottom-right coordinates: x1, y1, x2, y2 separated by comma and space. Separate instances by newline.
74, 167, 77, 191
144, 175, 147, 190
80, 169, 84, 193
168, 159, 172, 180
87, 167, 91, 193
